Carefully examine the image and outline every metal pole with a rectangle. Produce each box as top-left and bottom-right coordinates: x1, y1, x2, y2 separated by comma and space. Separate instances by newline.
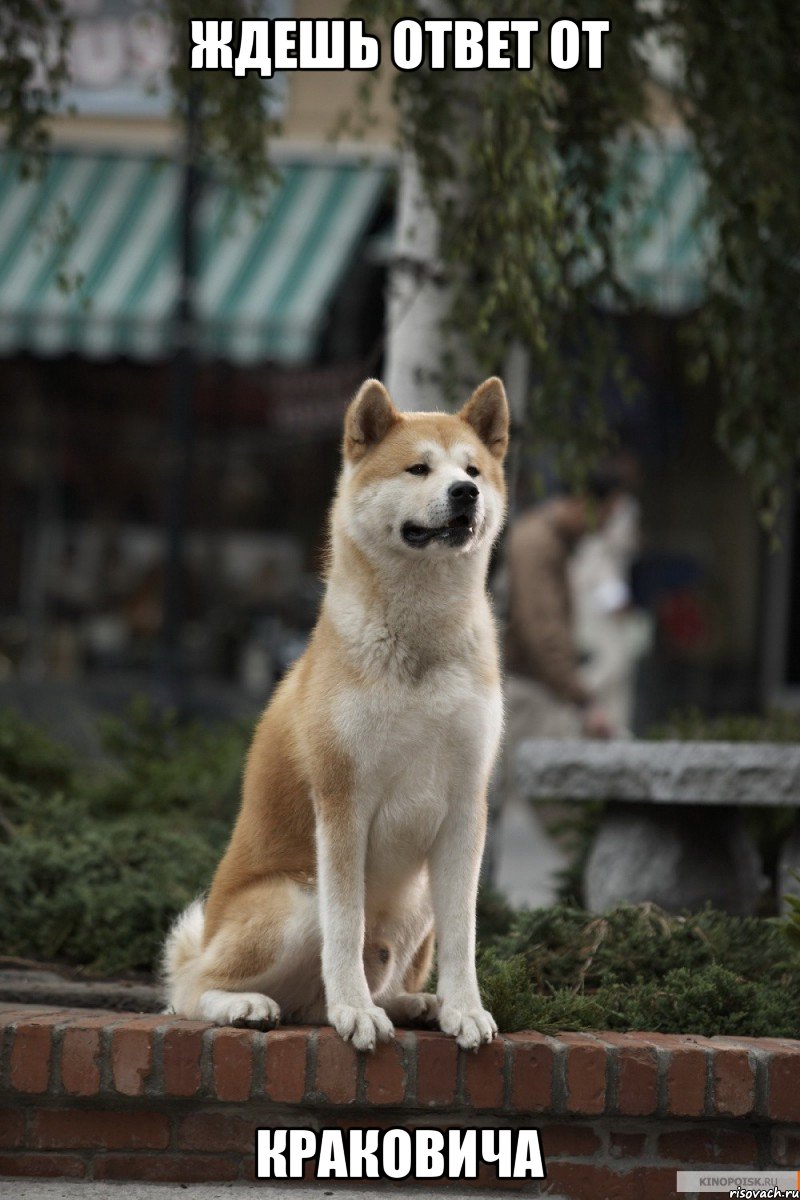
159, 83, 202, 713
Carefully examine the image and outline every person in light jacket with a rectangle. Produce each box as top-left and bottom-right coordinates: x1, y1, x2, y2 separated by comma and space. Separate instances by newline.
503, 469, 627, 745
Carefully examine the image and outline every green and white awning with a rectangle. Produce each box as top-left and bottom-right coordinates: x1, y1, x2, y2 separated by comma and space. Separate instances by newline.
0, 151, 389, 363
612, 134, 711, 313
0, 136, 708, 362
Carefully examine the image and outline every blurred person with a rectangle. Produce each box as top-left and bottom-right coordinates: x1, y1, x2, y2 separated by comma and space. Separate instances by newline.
570, 489, 653, 733
488, 468, 628, 908
503, 468, 627, 743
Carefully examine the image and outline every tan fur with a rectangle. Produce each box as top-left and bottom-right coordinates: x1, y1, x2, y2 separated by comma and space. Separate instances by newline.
164, 377, 509, 1050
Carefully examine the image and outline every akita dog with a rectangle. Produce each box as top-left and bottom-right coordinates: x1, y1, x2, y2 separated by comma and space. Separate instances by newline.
163, 376, 509, 1051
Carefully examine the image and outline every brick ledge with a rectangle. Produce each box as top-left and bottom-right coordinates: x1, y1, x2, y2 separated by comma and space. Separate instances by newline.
1, 1003, 799, 1194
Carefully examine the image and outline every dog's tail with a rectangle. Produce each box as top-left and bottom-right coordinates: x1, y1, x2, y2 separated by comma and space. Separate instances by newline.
161, 898, 206, 1014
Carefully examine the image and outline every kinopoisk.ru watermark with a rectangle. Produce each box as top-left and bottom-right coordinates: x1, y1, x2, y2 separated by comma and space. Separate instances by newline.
676, 1171, 800, 1197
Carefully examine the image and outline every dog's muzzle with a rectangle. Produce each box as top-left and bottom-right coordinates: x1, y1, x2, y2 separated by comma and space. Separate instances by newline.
401, 482, 480, 548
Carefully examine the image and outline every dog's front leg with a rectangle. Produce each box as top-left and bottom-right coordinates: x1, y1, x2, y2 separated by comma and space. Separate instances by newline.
315, 809, 394, 1052
428, 795, 497, 1051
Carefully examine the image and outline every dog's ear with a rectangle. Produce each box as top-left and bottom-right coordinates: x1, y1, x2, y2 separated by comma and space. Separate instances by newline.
459, 377, 509, 460
344, 379, 401, 462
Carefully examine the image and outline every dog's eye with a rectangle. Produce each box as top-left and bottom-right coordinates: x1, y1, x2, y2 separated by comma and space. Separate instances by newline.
406, 463, 430, 476
466, 465, 480, 478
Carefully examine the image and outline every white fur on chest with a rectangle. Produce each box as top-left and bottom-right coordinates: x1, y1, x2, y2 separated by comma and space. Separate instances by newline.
333, 661, 502, 891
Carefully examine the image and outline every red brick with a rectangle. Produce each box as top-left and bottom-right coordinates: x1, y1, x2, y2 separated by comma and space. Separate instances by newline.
415, 1032, 458, 1106
263, 1028, 308, 1102
544, 1162, 641, 1200
9, 1016, 65, 1093
95, 1153, 239, 1183
0, 1107, 25, 1148
475, 1158, 526, 1191
541, 1123, 601, 1157
211, 1027, 253, 1102
562, 1033, 606, 1116
161, 1022, 208, 1097
508, 1033, 555, 1114
641, 1165, 682, 1200
712, 1047, 755, 1117
111, 1023, 156, 1096
314, 1028, 358, 1104
177, 1111, 253, 1153
61, 1027, 103, 1097
463, 1036, 505, 1110
0, 1152, 86, 1178
666, 1044, 708, 1117
769, 1049, 800, 1122
602, 1035, 658, 1116
658, 1127, 758, 1165
31, 1109, 169, 1151
609, 1131, 647, 1159
364, 1034, 408, 1105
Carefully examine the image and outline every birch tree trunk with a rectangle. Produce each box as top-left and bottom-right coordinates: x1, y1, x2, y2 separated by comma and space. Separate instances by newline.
383, 151, 452, 412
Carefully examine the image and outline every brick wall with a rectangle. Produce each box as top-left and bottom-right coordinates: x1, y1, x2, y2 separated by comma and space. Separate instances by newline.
1, 1004, 799, 1197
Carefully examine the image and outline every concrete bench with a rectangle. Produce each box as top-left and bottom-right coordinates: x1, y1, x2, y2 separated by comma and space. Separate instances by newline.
516, 739, 800, 914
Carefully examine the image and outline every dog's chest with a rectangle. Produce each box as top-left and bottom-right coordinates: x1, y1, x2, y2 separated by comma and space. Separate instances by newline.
336, 659, 495, 778
333, 660, 501, 878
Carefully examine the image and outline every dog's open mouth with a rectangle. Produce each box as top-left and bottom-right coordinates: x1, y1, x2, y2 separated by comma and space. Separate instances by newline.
401, 513, 476, 548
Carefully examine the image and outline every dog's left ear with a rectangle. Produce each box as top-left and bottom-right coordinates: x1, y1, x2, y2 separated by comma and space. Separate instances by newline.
459, 377, 509, 460
344, 379, 401, 462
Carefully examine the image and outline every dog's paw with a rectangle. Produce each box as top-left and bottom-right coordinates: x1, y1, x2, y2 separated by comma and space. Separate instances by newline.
384, 992, 440, 1025
329, 1003, 394, 1052
199, 989, 281, 1029
438, 1001, 497, 1051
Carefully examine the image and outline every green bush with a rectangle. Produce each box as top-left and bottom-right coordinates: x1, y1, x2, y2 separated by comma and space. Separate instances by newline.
0, 701, 246, 974
475, 895, 800, 1037
649, 707, 800, 743
0, 812, 224, 974
90, 696, 248, 819
0, 707, 74, 791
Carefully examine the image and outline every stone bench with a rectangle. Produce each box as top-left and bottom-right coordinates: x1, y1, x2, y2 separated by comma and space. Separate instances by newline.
516, 740, 800, 914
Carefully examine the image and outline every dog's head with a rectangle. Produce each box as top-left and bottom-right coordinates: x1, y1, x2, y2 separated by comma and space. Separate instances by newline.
336, 377, 509, 562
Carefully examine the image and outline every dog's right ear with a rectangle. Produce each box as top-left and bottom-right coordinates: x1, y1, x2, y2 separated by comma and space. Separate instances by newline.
344, 379, 401, 462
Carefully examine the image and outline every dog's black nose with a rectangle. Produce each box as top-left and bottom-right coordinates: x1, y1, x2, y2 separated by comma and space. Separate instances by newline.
448, 480, 479, 509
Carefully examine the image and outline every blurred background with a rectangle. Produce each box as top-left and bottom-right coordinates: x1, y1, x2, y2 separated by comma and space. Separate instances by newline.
0, 1, 797, 743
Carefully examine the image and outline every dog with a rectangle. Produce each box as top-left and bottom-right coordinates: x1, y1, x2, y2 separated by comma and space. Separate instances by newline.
163, 376, 509, 1051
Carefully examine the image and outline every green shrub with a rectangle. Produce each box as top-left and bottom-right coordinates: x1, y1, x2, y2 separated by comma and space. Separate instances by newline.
0, 700, 245, 975
90, 696, 248, 820
0, 810, 225, 974
649, 706, 800, 743
785, 873, 800, 953
0, 707, 74, 791
475, 898, 800, 1037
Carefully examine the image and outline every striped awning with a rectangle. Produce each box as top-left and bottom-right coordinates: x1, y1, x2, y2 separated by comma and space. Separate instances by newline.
0, 151, 389, 363
611, 134, 711, 313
